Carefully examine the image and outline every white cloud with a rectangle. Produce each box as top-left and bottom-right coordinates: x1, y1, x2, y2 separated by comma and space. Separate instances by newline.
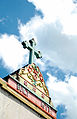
46, 73, 77, 119
18, 15, 77, 72
18, 16, 43, 42
28, 0, 77, 35
0, 34, 28, 71
35, 59, 46, 71
17, 0, 77, 72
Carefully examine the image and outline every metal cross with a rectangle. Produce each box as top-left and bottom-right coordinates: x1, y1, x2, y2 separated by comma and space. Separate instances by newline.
22, 38, 42, 64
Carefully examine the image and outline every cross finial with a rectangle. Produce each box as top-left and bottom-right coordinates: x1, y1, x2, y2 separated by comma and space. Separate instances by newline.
22, 38, 42, 64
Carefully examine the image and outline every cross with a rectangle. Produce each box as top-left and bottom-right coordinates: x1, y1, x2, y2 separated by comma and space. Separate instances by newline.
22, 38, 42, 64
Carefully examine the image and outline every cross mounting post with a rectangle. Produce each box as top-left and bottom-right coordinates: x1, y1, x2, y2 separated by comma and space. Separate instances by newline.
22, 38, 42, 64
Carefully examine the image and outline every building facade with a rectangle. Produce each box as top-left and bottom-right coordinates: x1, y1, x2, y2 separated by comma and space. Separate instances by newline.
0, 63, 57, 119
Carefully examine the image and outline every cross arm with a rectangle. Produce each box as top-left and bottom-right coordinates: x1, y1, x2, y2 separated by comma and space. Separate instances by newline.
22, 41, 33, 50
22, 41, 29, 49
34, 50, 42, 59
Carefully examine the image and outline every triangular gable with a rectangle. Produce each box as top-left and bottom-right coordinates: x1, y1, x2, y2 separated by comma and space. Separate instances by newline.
9, 63, 54, 105
19, 63, 49, 96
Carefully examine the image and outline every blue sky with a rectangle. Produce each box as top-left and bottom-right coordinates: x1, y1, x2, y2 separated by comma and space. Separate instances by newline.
0, 0, 36, 35
0, 0, 77, 119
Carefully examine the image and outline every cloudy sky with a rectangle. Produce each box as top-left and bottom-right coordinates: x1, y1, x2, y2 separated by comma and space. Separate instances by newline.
0, 0, 77, 119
